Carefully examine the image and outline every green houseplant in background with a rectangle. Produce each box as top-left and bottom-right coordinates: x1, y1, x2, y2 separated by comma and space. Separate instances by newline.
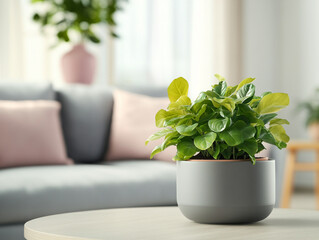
31, 0, 125, 84
147, 75, 290, 224
298, 88, 319, 141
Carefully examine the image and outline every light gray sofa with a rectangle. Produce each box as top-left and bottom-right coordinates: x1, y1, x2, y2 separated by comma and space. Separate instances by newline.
0, 82, 177, 240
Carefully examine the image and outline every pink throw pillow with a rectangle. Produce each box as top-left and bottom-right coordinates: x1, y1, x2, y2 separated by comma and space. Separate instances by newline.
0, 101, 72, 168
106, 90, 176, 161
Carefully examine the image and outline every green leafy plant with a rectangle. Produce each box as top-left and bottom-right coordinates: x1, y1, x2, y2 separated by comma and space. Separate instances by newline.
146, 75, 290, 164
31, 0, 126, 44
298, 88, 319, 126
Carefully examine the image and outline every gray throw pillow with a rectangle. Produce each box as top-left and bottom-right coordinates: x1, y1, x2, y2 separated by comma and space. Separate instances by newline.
56, 84, 113, 163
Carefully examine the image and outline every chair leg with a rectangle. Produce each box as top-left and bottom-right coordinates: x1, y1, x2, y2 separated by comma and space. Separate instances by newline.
316, 150, 319, 210
281, 150, 296, 208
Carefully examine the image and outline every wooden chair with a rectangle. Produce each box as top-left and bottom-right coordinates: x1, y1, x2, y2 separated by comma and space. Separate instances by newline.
281, 141, 319, 209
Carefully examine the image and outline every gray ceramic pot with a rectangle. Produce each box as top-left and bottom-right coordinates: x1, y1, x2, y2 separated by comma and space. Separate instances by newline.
177, 159, 275, 224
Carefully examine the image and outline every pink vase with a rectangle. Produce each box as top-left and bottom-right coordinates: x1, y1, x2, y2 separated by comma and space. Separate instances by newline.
61, 44, 96, 84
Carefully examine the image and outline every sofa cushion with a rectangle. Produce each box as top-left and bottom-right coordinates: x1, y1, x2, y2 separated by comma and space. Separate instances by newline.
0, 161, 176, 224
56, 85, 113, 163
0, 82, 54, 100
0, 101, 72, 168
106, 89, 176, 161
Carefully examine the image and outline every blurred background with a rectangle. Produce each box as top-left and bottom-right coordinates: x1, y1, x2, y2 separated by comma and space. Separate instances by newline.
1, 0, 319, 208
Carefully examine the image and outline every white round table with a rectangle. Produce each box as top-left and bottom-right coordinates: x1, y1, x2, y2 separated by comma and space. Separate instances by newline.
25, 207, 319, 240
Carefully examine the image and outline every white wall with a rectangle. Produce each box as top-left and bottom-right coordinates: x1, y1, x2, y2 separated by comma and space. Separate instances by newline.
242, 0, 319, 188
241, 0, 281, 94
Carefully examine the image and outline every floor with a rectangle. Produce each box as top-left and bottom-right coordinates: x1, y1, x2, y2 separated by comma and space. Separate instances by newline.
290, 188, 317, 210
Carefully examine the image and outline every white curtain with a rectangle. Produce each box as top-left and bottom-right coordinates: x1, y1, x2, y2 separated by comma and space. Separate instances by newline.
115, 0, 242, 92
0, 0, 24, 81
189, 0, 242, 97
0, 0, 240, 92
114, 0, 192, 87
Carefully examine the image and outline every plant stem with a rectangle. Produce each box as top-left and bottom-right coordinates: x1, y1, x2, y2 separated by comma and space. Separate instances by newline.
233, 147, 236, 159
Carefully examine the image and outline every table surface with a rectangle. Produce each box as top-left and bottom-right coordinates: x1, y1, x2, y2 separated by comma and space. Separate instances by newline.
24, 207, 319, 240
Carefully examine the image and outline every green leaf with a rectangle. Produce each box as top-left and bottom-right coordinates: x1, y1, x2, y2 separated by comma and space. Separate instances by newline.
172, 154, 183, 161
167, 77, 189, 102
165, 114, 192, 127
261, 91, 272, 98
219, 107, 232, 118
57, 30, 70, 42
196, 124, 210, 135
269, 125, 290, 143
257, 142, 266, 153
194, 132, 217, 150
212, 144, 220, 159
212, 97, 236, 113
168, 95, 191, 110
255, 125, 262, 138
214, 80, 227, 96
155, 109, 181, 127
176, 123, 198, 136
145, 129, 173, 145
256, 93, 289, 114
237, 104, 255, 114
155, 109, 170, 128
235, 78, 255, 92
219, 143, 228, 152
238, 139, 258, 157
32, 13, 41, 21
260, 113, 277, 124
214, 74, 225, 81
236, 83, 255, 103
249, 97, 261, 108
208, 118, 230, 132
204, 90, 221, 100
195, 92, 207, 102
259, 128, 276, 145
88, 34, 100, 43
177, 141, 198, 159
221, 146, 232, 159
161, 132, 179, 150
270, 118, 290, 126
195, 104, 207, 121
178, 116, 195, 126
225, 85, 237, 96
249, 155, 256, 165
111, 32, 119, 38
237, 104, 259, 123
191, 99, 207, 113
277, 141, 287, 149
207, 147, 215, 157
219, 120, 256, 146
150, 145, 162, 159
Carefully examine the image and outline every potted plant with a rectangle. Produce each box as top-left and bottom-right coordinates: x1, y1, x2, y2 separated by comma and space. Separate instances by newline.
298, 88, 319, 141
31, 0, 124, 84
146, 75, 290, 224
